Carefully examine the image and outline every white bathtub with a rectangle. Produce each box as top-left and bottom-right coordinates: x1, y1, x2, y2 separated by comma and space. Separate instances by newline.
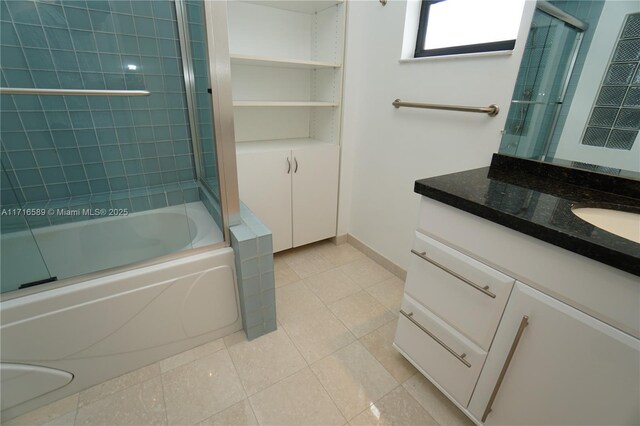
0, 245, 241, 421
1, 201, 223, 293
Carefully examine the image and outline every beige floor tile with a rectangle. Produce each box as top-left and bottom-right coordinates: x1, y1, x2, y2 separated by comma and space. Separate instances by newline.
249, 368, 345, 426
159, 338, 225, 373
42, 410, 77, 426
162, 350, 245, 425
199, 400, 257, 426
275, 280, 325, 323
366, 277, 405, 313
274, 256, 301, 288
75, 376, 166, 426
338, 258, 394, 288
304, 268, 362, 304
223, 330, 247, 348
227, 328, 306, 396
315, 242, 365, 267
4, 394, 78, 426
403, 373, 474, 426
360, 320, 417, 383
282, 307, 356, 364
350, 386, 437, 426
329, 291, 396, 338
280, 246, 334, 278
311, 341, 398, 420
78, 363, 160, 408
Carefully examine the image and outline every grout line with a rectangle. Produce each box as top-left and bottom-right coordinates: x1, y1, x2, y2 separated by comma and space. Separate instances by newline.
307, 354, 351, 422
244, 397, 261, 426
158, 367, 171, 426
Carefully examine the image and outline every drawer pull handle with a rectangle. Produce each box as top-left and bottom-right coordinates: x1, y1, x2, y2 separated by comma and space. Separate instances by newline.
482, 315, 529, 422
400, 309, 471, 368
411, 249, 497, 299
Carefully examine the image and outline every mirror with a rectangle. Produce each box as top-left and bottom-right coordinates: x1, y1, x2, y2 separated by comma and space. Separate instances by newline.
499, 0, 640, 177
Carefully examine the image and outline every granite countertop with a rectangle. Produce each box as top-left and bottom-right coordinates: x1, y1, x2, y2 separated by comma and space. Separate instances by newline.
414, 154, 640, 276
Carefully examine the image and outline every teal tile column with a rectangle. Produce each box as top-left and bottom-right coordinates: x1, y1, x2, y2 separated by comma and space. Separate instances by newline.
230, 203, 276, 340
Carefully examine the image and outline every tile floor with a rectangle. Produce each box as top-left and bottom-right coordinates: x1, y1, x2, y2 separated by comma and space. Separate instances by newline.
5, 241, 473, 426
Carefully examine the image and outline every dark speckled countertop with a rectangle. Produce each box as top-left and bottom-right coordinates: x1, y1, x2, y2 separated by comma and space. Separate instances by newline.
414, 154, 640, 277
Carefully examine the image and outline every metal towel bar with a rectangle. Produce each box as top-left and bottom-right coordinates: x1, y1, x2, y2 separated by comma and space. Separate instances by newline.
0, 88, 150, 96
392, 99, 499, 117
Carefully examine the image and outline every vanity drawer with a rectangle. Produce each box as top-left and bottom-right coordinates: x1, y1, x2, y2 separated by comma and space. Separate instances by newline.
394, 295, 486, 407
405, 232, 515, 350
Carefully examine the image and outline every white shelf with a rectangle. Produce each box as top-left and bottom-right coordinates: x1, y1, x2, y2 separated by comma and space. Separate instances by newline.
236, 137, 335, 153
233, 101, 339, 107
239, 0, 343, 14
230, 54, 341, 69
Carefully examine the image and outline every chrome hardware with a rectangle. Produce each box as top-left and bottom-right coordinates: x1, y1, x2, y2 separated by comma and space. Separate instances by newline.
511, 100, 563, 105
0, 88, 150, 96
482, 316, 529, 422
294, 157, 298, 173
392, 99, 499, 117
400, 309, 471, 368
537, 1, 589, 31
286, 158, 291, 174
511, 100, 546, 105
410, 249, 496, 299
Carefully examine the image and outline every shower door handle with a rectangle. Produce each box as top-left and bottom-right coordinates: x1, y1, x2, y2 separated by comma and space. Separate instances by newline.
286, 158, 291, 174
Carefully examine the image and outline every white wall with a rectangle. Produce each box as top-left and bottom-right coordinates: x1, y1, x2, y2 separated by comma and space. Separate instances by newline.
553, 1, 640, 172
338, 0, 536, 270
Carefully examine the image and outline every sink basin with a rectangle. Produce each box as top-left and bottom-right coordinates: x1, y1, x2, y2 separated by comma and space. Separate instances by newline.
571, 207, 640, 244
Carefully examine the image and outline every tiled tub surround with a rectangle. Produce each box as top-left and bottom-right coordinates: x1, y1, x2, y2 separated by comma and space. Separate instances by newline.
4, 241, 473, 426
183, 0, 219, 190
0, 0, 196, 205
230, 203, 276, 341
414, 154, 640, 276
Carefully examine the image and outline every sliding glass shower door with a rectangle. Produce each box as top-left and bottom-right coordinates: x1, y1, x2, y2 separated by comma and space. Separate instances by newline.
500, 5, 584, 159
1, 160, 52, 293
0, 0, 231, 293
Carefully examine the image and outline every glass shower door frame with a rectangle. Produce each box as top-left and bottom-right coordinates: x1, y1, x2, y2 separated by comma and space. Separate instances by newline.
176, 0, 240, 244
201, 0, 241, 235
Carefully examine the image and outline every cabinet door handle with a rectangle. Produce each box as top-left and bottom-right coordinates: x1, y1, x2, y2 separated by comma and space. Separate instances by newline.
410, 249, 496, 299
482, 315, 529, 422
294, 157, 298, 173
286, 157, 291, 174
400, 309, 471, 368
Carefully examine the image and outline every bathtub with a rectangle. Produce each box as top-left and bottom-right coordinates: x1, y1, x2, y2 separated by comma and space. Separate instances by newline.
1, 201, 223, 293
0, 204, 241, 421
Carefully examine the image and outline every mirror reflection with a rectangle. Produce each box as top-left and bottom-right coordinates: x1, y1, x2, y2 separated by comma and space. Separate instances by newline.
500, 0, 640, 176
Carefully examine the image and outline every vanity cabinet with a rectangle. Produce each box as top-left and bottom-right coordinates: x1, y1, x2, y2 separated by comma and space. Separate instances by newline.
468, 282, 640, 425
395, 197, 640, 425
236, 143, 339, 252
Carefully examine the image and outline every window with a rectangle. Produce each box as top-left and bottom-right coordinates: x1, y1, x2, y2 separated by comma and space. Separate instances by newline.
415, 0, 526, 58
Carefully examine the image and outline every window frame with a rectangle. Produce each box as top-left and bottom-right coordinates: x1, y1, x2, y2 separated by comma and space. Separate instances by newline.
414, 0, 518, 58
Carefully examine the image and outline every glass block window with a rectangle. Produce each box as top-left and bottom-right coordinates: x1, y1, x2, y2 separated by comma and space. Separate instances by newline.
581, 13, 640, 150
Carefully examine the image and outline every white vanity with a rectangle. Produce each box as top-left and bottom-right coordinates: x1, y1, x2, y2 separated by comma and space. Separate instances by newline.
395, 196, 640, 425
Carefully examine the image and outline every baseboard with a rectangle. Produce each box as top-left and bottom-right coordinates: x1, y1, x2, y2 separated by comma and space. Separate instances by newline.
332, 234, 349, 245
346, 234, 407, 281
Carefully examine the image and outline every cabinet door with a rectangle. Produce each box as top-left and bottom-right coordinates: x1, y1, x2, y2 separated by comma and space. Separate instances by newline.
291, 145, 339, 247
468, 282, 640, 425
236, 149, 293, 252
